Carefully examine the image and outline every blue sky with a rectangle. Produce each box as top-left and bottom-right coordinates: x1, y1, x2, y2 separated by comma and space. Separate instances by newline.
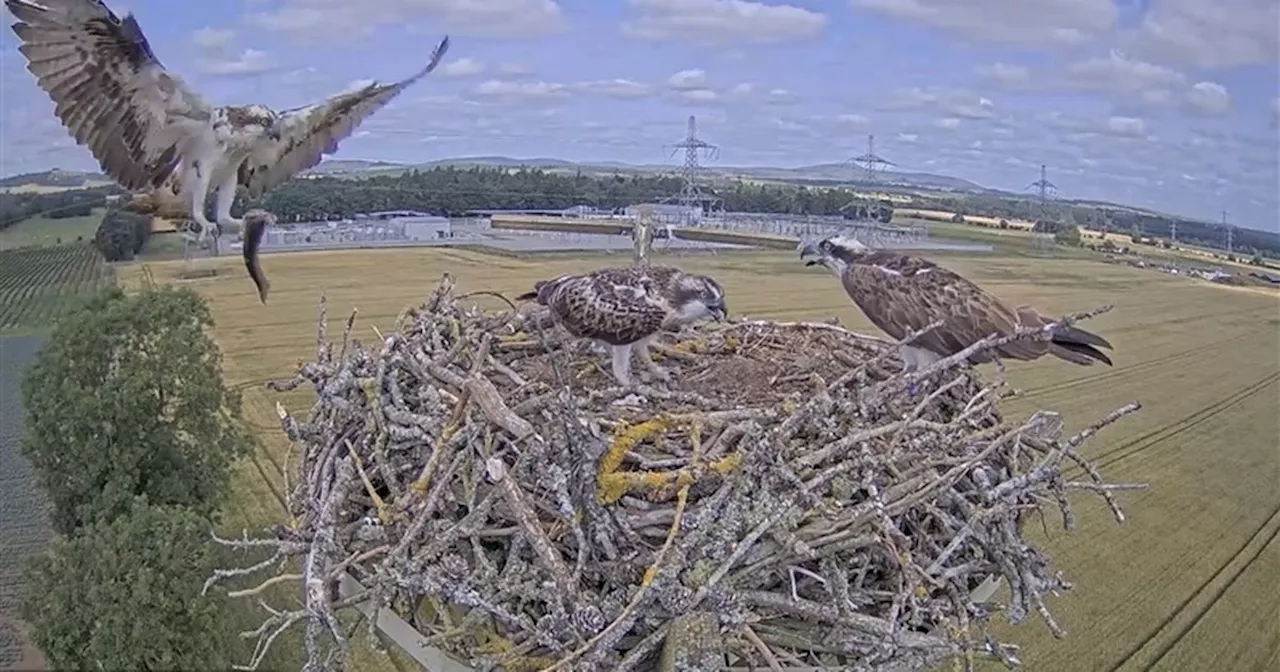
2, 0, 1277, 231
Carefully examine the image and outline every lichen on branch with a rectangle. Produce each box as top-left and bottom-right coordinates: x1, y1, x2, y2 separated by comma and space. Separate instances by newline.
207, 274, 1145, 672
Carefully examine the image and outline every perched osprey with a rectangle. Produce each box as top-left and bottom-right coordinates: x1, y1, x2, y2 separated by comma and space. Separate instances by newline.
4, 0, 450, 247
516, 265, 727, 387
799, 234, 1113, 389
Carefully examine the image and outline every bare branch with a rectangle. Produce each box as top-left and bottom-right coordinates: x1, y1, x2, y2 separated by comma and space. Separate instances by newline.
211, 278, 1145, 672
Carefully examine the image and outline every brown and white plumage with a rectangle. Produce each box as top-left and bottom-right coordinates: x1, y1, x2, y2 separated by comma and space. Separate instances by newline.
4, 0, 450, 251
516, 265, 728, 386
799, 234, 1113, 374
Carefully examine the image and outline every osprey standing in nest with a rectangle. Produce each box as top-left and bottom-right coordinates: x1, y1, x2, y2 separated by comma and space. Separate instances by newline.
799, 234, 1113, 395
5, 0, 450, 302
516, 265, 728, 387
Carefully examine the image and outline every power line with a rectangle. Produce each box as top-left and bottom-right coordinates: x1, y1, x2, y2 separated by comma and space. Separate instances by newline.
1026, 164, 1057, 222
660, 114, 719, 217
1222, 209, 1233, 254
846, 134, 894, 183
1025, 164, 1059, 253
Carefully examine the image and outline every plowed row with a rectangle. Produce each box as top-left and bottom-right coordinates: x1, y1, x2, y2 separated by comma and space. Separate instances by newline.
0, 245, 114, 333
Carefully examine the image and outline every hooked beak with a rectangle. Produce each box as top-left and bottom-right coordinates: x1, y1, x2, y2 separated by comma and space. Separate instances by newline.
266, 122, 282, 141
799, 241, 823, 267
710, 305, 726, 322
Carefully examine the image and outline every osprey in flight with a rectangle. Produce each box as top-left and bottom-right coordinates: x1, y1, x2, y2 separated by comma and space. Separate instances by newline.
5, 0, 449, 297
516, 265, 727, 387
799, 234, 1113, 390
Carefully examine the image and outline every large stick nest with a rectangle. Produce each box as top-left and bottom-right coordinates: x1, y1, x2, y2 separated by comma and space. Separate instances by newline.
208, 274, 1146, 672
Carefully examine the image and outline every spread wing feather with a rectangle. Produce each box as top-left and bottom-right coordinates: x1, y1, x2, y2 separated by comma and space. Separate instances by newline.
238, 36, 450, 199
532, 266, 678, 345
5, 0, 213, 190
841, 253, 1050, 363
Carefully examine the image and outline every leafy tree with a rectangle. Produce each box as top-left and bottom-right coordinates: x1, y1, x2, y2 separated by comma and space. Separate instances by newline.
92, 206, 151, 261
1054, 224, 1083, 247
20, 284, 255, 534
20, 498, 235, 670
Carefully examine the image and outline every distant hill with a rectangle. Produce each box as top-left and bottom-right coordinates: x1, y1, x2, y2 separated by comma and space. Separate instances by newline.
298, 156, 990, 193
0, 168, 110, 192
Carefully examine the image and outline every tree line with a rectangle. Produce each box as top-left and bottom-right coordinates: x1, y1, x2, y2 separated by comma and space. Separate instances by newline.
6, 165, 1276, 258
0, 183, 123, 229
237, 167, 878, 221
18, 285, 257, 668
233, 167, 1279, 258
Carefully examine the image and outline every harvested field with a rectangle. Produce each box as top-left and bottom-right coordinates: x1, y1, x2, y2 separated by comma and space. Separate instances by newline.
115, 246, 1280, 671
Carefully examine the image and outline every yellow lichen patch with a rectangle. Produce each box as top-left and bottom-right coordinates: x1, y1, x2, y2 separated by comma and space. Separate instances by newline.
597, 416, 673, 488
502, 656, 562, 672
670, 339, 708, 354
597, 420, 742, 505
720, 335, 742, 352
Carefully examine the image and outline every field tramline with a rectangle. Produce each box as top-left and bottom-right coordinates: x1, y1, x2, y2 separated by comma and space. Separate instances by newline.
0, 244, 114, 332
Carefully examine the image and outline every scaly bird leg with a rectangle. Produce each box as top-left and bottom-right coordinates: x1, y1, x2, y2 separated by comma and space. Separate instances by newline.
610, 343, 635, 387
636, 336, 671, 384
901, 345, 921, 398
185, 162, 215, 245
213, 171, 244, 236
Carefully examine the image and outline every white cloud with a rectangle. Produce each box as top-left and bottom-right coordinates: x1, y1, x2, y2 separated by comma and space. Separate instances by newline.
196, 48, 276, 76
473, 80, 568, 100
835, 113, 869, 126
498, 62, 535, 77
680, 89, 720, 104
667, 69, 709, 91
849, 0, 1117, 48
190, 27, 235, 50
1064, 49, 1186, 95
249, 0, 567, 42
936, 117, 962, 129
1129, 0, 1279, 69
623, 0, 827, 45
1106, 115, 1147, 137
439, 57, 485, 78
880, 86, 996, 119
977, 62, 1030, 86
765, 88, 799, 104
574, 79, 654, 99
1183, 82, 1231, 115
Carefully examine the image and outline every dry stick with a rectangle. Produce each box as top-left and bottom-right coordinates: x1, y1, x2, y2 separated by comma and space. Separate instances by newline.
535, 424, 702, 672
221, 278, 1145, 671
486, 457, 575, 598
741, 625, 786, 672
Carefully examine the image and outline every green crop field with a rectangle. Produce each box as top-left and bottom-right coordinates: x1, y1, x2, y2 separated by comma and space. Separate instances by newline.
93, 245, 1275, 672
0, 209, 105, 250
0, 245, 115, 335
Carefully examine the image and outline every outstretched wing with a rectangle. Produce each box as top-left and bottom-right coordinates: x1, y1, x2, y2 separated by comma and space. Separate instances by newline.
5, 0, 214, 190
841, 253, 1041, 361
544, 268, 672, 345
238, 36, 450, 199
